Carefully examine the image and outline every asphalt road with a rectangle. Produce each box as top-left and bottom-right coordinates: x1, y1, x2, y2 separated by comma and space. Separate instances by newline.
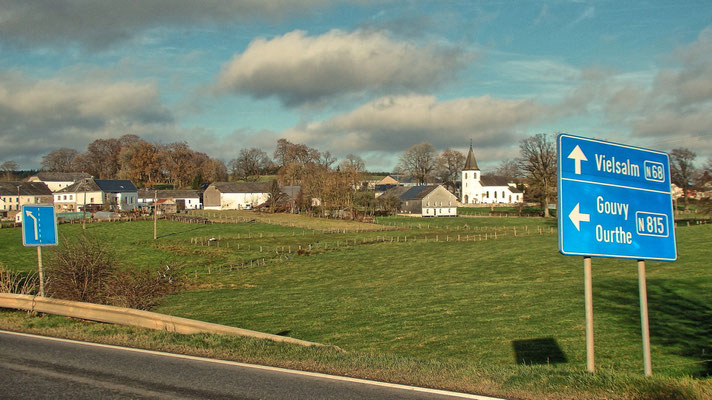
0, 330, 502, 400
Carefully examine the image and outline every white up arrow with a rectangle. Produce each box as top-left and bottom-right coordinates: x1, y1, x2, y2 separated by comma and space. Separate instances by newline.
568, 145, 587, 175
568, 203, 590, 231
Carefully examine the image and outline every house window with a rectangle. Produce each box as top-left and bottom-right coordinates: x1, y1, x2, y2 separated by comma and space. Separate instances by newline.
90, 197, 94, 203
70, 195, 73, 200
465, 173, 468, 180
63, 195, 67, 200
494, 191, 497, 199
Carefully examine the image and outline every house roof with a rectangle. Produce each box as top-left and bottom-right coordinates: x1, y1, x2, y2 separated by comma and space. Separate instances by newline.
387, 174, 418, 184
464, 143, 480, 170
210, 181, 271, 193
33, 172, 92, 182
480, 175, 523, 193
0, 181, 52, 196
380, 186, 411, 199
95, 180, 137, 193
481, 175, 512, 187
138, 189, 200, 199
57, 179, 137, 193
399, 185, 439, 201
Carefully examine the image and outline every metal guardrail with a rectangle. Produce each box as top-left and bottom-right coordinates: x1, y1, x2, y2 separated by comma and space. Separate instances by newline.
0, 293, 339, 351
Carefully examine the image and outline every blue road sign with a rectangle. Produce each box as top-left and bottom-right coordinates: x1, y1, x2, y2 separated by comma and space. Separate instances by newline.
557, 134, 677, 261
21, 205, 58, 247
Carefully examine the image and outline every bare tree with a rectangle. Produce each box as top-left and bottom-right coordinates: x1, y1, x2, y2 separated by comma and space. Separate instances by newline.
517, 133, 556, 217
229, 148, 272, 182
339, 154, 365, 173
319, 151, 337, 170
436, 149, 465, 192
670, 147, 697, 205
493, 158, 522, 180
1, 160, 18, 180
85, 138, 122, 178
397, 142, 437, 184
41, 148, 79, 172
266, 179, 286, 213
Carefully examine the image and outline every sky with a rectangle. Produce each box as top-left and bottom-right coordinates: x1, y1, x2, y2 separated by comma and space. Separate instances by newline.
1, 0, 711, 172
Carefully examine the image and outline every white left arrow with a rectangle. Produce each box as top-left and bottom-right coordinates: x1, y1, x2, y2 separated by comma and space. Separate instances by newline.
569, 203, 590, 231
568, 145, 588, 175
25, 210, 39, 240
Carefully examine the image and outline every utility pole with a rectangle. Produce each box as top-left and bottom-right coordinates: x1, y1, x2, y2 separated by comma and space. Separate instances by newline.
82, 179, 88, 230
153, 189, 158, 240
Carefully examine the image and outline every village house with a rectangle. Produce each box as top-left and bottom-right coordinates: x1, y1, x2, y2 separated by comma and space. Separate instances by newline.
137, 189, 202, 210
203, 182, 271, 210
0, 181, 54, 221
384, 184, 458, 217
26, 172, 92, 192
55, 179, 138, 212
460, 144, 523, 205
375, 174, 421, 197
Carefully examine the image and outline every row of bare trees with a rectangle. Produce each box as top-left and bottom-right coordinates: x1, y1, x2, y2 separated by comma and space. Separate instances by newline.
39, 135, 227, 188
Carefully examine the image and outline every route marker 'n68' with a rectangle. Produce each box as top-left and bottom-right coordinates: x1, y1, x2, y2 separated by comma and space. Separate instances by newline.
557, 134, 677, 261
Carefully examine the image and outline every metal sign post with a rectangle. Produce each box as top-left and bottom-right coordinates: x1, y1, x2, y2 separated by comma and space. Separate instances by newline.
583, 256, 594, 372
557, 134, 677, 376
21, 205, 59, 297
638, 260, 652, 376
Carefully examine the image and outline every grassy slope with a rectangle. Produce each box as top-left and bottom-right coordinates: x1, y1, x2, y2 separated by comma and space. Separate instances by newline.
1, 214, 710, 399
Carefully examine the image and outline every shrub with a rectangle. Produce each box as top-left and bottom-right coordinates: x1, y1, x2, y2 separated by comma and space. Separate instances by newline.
45, 236, 184, 310
0, 264, 38, 295
45, 235, 117, 304
105, 264, 183, 310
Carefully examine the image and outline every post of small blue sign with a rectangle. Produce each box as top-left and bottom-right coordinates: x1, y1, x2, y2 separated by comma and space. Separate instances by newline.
557, 133, 676, 377
21, 205, 57, 297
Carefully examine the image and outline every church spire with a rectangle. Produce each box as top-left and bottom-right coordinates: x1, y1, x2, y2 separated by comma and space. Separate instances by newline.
463, 140, 479, 171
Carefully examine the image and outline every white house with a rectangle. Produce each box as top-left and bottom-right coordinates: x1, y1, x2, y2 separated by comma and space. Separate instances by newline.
26, 172, 92, 192
383, 184, 458, 217
55, 179, 138, 211
203, 182, 271, 210
138, 189, 202, 210
460, 144, 524, 205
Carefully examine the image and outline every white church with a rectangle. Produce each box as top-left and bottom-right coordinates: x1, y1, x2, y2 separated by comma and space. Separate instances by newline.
460, 144, 524, 205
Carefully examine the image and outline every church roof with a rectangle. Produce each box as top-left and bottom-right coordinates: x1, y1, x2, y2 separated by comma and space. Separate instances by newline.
463, 144, 479, 171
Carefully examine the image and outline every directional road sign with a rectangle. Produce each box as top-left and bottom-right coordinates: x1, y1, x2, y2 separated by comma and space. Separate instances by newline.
21, 205, 58, 247
557, 134, 677, 261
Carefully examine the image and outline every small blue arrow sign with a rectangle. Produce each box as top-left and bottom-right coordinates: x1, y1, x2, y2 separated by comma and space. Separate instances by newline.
21, 205, 58, 247
557, 134, 676, 261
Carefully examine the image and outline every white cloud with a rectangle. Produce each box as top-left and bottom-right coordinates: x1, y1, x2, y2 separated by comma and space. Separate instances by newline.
281, 94, 543, 155
216, 29, 467, 106
0, 72, 174, 167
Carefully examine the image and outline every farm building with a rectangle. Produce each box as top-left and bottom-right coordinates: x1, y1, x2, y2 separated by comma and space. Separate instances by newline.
460, 144, 523, 205
203, 182, 271, 210
384, 184, 458, 217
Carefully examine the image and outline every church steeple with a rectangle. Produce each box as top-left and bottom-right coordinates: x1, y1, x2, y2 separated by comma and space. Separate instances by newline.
463, 140, 479, 171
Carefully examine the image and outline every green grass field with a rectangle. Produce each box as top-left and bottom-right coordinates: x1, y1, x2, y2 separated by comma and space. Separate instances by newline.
1, 213, 710, 399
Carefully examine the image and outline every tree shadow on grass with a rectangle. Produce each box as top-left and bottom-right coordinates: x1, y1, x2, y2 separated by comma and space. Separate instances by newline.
597, 278, 712, 377
512, 337, 568, 366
